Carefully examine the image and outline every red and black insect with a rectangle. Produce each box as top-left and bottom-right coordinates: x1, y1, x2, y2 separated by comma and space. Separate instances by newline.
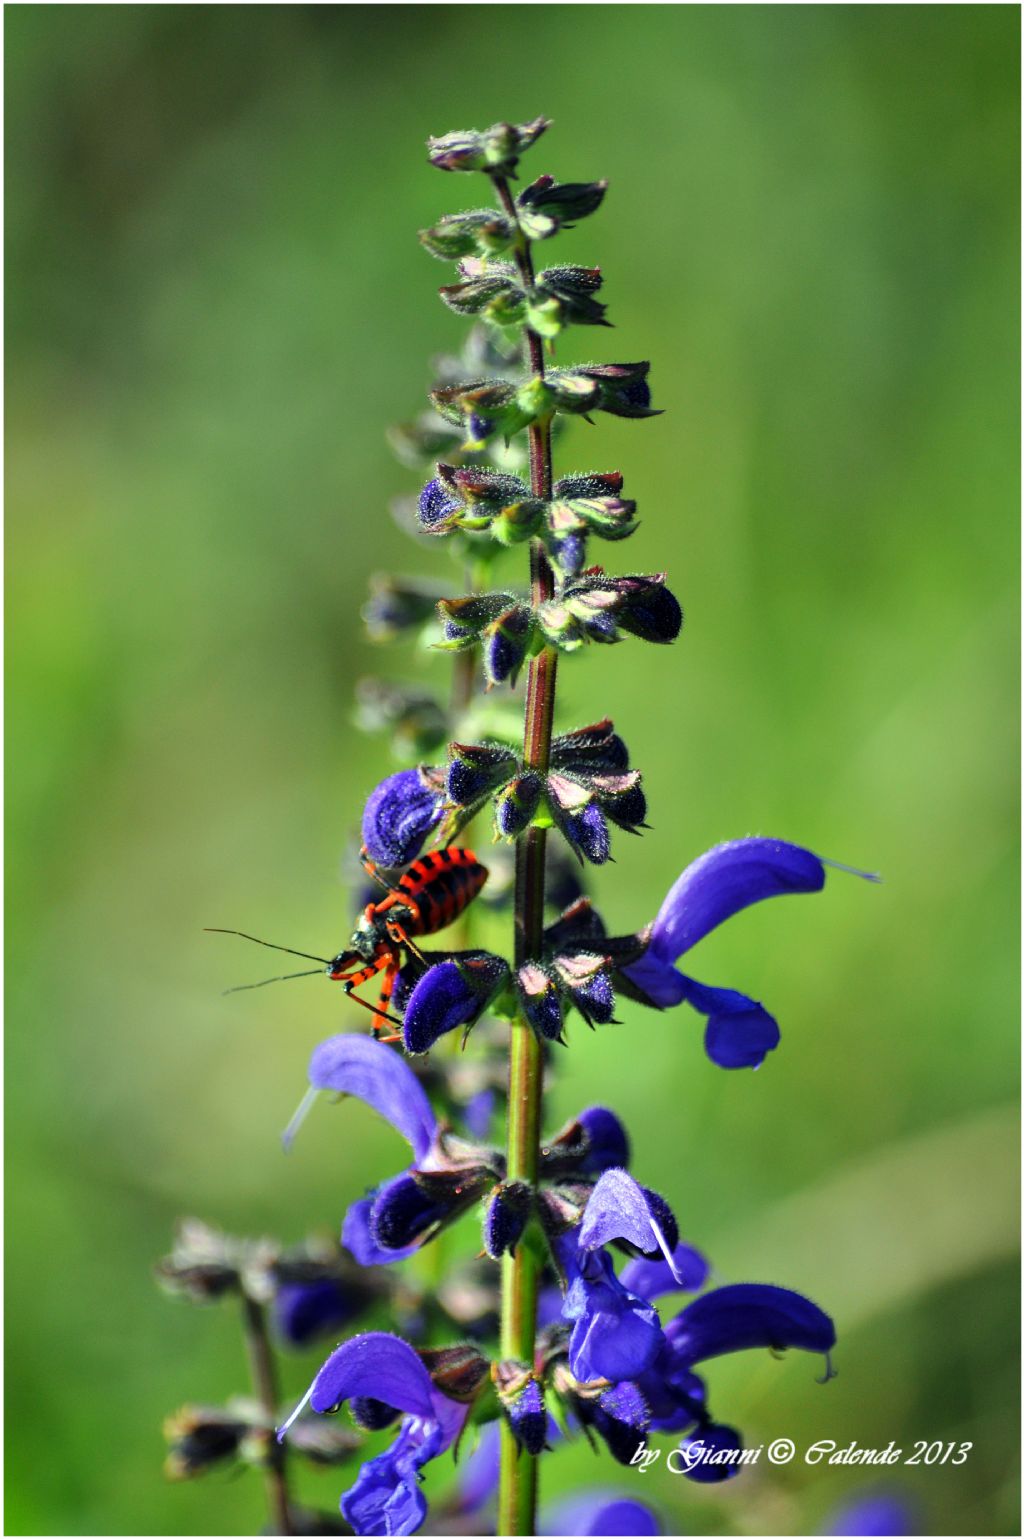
211, 845, 488, 1038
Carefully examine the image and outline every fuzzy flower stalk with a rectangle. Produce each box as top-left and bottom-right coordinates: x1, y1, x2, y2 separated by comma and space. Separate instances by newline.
165, 115, 876, 1539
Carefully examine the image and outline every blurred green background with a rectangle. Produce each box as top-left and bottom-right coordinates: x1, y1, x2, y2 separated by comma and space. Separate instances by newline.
5, 5, 1019, 1536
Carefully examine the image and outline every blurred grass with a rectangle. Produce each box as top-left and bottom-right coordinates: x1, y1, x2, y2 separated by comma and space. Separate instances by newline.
5, 6, 1019, 1536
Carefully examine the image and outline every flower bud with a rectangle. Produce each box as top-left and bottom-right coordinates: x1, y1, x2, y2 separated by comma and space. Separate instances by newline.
438, 590, 519, 646
163, 1404, 250, 1480
493, 1363, 548, 1454
419, 210, 515, 261
591, 771, 648, 832
551, 720, 630, 775
419, 1343, 491, 1403
483, 607, 535, 687
516, 962, 565, 1042
446, 741, 518, 806
361, 766, 445, 867
402, 951, 511, 1053
483, 1181, 533, 1258
613, 574, 683, 643
516, 175, 608, 240
426, 117, 549, 176
577, 361, 661, 418
155, 1219, 243, 1303
439, 269, 524, 326
552, 951, 617, 1026
494, 770, 544, 837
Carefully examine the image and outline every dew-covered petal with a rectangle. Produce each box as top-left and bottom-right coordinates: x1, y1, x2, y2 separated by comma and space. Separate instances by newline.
646, 839, 826, 962
666, 1283, 836, 1368
309, 1332, 436, 1419
309, 1034, 436, 1161
361, 768, 444, 867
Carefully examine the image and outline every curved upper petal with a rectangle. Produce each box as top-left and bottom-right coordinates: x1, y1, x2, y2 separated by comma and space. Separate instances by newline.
309, 1332, 436, 1419
646, 839, 826, 962
665, 1283, 836, 1368
620, 1243, 710, 1300
309, 1034, 436, 1162
579, 1169, 679, 1269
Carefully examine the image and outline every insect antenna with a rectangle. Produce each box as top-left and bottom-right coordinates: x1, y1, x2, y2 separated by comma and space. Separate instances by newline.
222, 968, 323, 995
205, 928, 331, 964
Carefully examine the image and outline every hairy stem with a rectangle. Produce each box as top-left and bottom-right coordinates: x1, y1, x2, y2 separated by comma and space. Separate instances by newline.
493, 172, 557, 1539
241, 1294, 293, 1536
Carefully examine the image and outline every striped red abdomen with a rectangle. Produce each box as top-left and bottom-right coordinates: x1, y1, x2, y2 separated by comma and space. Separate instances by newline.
398, 848, 488, 936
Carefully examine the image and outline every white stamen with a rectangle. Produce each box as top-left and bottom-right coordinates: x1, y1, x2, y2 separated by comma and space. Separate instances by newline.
820, 857, 882, 883
276, 1383, 314, 1443
649, 1216, 684, 1285
281, 1087, 319, 1152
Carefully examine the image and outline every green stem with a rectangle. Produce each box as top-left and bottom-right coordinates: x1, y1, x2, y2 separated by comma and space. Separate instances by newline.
493, 172, 557, 1539
240, 1294, 293, 1536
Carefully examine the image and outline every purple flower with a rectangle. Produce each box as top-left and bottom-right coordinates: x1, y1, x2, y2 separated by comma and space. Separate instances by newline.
561, 1245, 664, 1384
577, 1106, 631, 1175
542, 1493, 661, 1537
417, 477, 460, 531
665, 1282, 836, 1374
273, 1278, 362, 1347
402, 952, 510, 1054
823, 1490, 917, 1536
578, 1168, 681, 1270
503, 1375, 548, 1455
279, 1332, 467, 1537
625, 838, 876, 1069
676, 1421, 745, 1483
297, 1035, 434, 1265
620, 1242, 710, 1299
361, 768, 444, 867
578, 1380, 651, 1465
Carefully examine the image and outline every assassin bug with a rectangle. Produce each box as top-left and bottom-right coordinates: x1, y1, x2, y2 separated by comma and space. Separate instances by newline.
210, 844, 488, 1038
